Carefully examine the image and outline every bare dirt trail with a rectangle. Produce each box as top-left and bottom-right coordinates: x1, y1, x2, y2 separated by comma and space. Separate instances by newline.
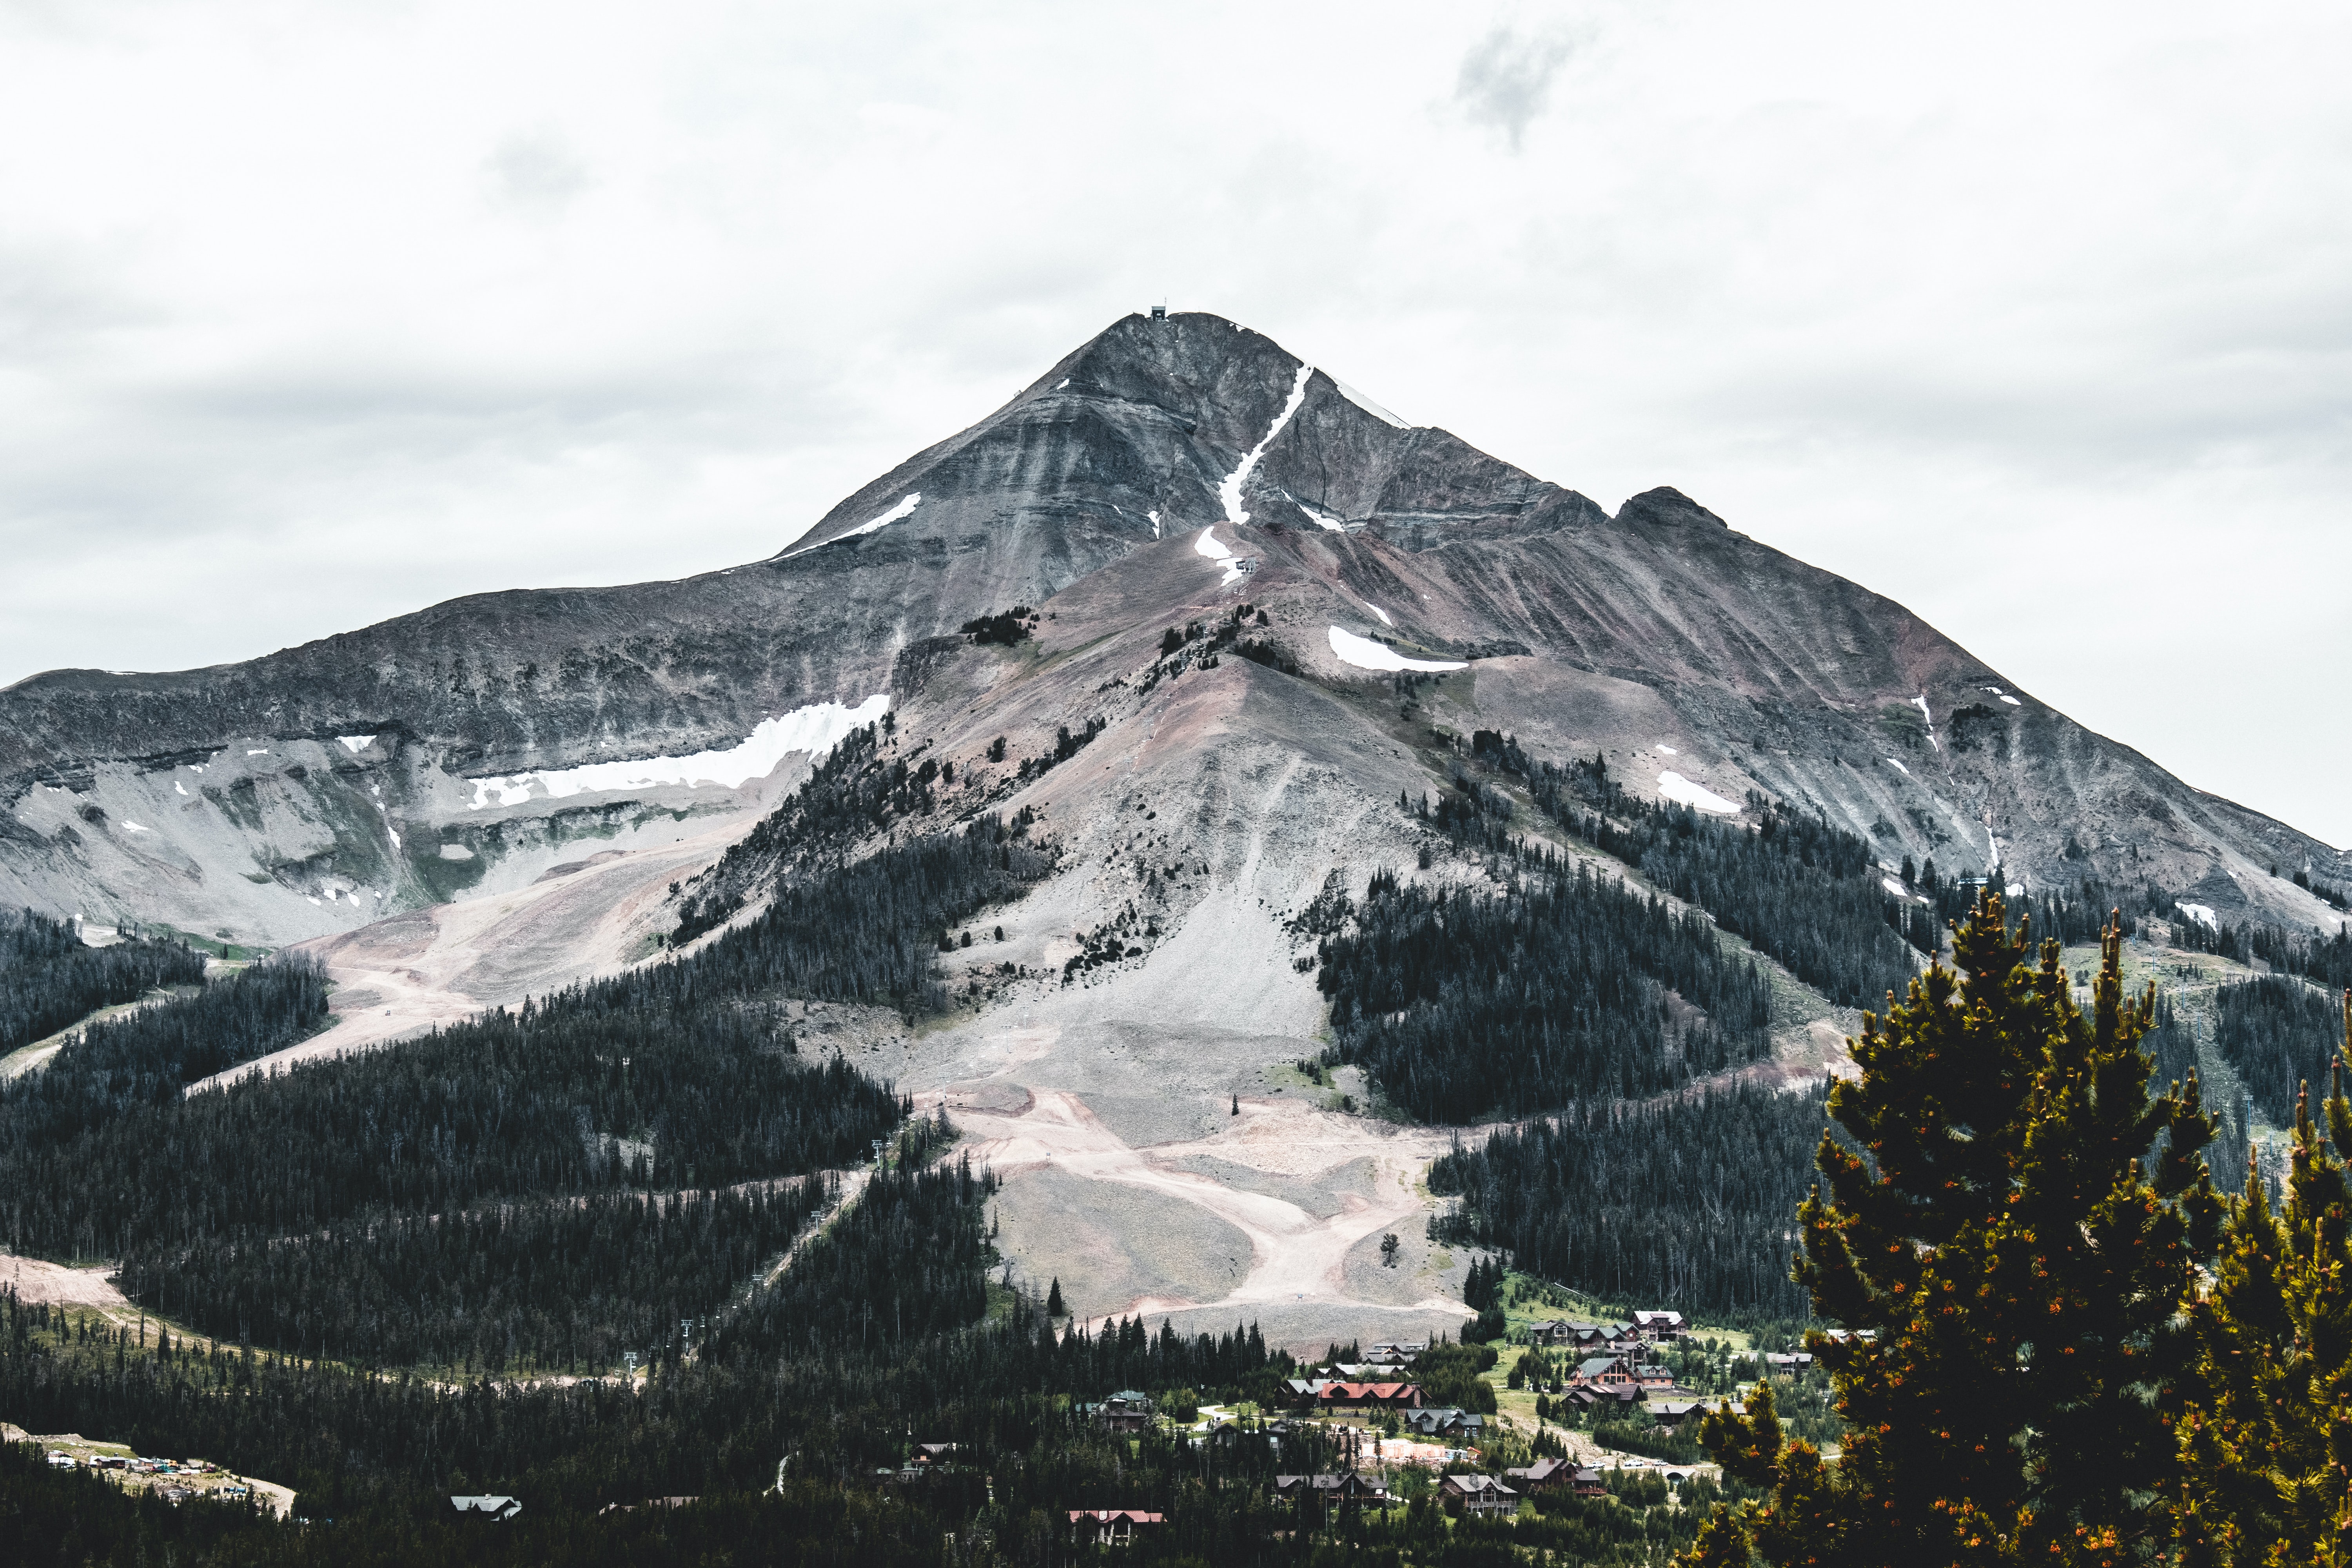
763, 1168, 871, 1287
945, 1085, 1469, 1332
1, 1256, 129, 1310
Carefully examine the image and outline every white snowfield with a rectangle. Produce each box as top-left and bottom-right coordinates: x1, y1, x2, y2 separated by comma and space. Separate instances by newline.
337, 735, 373, 754
845, 493, 920, 538
1217, 365, 1313, 528
1300, 501, 1348, 533
1886, 757, 1910, 775
1194, 527, 1249, 587
466, 695, 891, 810
1361, 601, 1393, 627
784, 494, 921, 557
1325, 626, 1464, 673
1912, 695, 1940, 750
2177, 903, 2219, 929
1883, 877, 1909, 897
1657, 743, 1679, 756
1329, 375, 1410, 428
1657, 771, 1740, 815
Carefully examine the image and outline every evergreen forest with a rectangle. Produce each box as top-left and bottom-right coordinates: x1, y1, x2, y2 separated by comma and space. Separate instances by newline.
1317, 864, 1772, 1122
0, 907, 207, 1054
1428, 1084, 1833, 1319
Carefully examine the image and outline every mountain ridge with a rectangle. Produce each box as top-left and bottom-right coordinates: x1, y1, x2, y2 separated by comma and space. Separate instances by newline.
0, 311, 2339, 953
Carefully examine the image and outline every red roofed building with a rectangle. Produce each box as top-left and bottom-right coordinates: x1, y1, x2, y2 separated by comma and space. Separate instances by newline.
1316, 1381, 1423, 1413
1069, 1509, 1164, 1546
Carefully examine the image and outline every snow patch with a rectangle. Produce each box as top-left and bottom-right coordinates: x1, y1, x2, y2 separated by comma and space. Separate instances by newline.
1325, 626, 1465, 673
785, 494, 922, 557
1300, 500, 1349, 533
123, 820, 149, 833
1884, 877, 1909, 897
1657, 744, 1678, 756
2000, 694, 2022, 706
1361, 601, 1393, 626
1912, 695, 1939, 751
1217, 364, 1313, 526
1055, 378, 1069, 388
1148, 509, 1161, 539
1194, 528, 1248, 587
1328, 375, 1410, 428
2177, 903, 2218, 929
175, 782, 187, 795
845, 492, 920, 538
2005, 882, 2026, 898
336, 735, 373, 754
247, 749, 270, 757
1886, 757, 1910, 775
1658, 772, 1741, 815
439, 844, 475, 861
466, 695, 890, 810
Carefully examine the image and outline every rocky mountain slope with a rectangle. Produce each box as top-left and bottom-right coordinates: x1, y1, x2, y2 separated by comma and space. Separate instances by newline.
4, 310, 2343, 1341
1, 311, 2336, 950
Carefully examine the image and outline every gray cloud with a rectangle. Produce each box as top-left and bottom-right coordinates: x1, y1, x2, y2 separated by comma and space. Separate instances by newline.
482, 128, 592, 216
1454, 25, 1576, 151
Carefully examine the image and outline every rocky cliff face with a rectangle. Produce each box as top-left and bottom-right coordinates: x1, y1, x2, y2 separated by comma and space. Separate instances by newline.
0, 311, 2340, 947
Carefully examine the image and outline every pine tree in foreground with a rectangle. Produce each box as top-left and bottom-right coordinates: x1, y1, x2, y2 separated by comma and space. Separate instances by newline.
2171, 990, 2352, 1565
1686, 892, 2222, 1567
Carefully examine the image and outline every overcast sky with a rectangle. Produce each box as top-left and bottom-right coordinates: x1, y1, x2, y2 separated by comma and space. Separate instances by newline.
2, 1, 2345, 846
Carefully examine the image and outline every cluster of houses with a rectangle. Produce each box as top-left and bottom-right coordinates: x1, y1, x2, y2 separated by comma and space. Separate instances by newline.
1269, 1374, 1486, 1444
45, 1452, 222, 1477
1526, 1311, 1688, 1350
1519, 1312, 1713, 1428
40, 1448, 251, 1506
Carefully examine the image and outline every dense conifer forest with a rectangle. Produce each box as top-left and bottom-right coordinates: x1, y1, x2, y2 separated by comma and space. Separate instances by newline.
0, 955, 327, 1144
1318, 864, 1772, 1122
1429, 1084, 1830, 1318
2212, 973, 2347, 1122
674, 720, 1060, 944
0, 997, 902, 1261
0, 809, 1053, 1372
0, 907, 207, 1053
121, 1180, 835, 1372
1423, 737, 1920, 1006
0, 1160, 1350, 1566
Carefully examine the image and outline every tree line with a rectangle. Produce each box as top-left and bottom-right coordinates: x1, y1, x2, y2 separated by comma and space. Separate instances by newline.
2212, 972, 2347, 1123
0, 1156, 1334, 1565
0, 1001, 899, 1261
0, 906, 207, 1054
1433, 737, 1920, 1008
0, 953, 327, 1145
1430, 1083, 1830, 1318
1317, 863, 1773, 1122
675, 715, 1062, 946
119, 1179, 834, 1374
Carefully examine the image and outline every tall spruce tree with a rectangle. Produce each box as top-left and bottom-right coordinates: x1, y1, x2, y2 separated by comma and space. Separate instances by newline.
1687, 892, 2222, 1567
2171, 991, 2352, 1564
